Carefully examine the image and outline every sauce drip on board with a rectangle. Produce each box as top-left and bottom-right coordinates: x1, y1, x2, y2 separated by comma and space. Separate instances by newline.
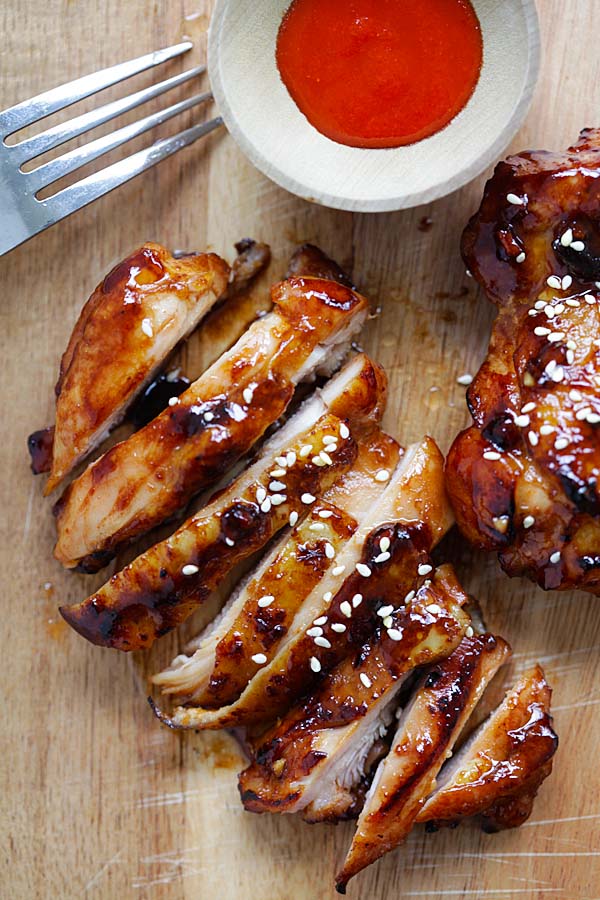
276, 0, 483, 149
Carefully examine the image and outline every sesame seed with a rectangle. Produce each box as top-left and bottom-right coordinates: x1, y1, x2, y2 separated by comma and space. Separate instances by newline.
523, 515, 535, 529
256, 487, 267, 504
548, 332, 566, 343
404, 589, 416, 603
587, 294, 598, 304
320, 451, 333, 466
555, 437, 569, 450
378, 605, 394, 618
569, 389, 583, 402
521, 402, 535, 413
225, 538, 235, 547
182, 564, 199, 576
260, 498, 272, 513
566, 298, 580, 308
387, 629, 403, 641
310, 657, 321, 673
251, 653, 267, 665
289, 511, 299, 527
340, 601, 352, 618
269, 480, 286, 492
567, 350, 575, 365
507, 192, 524, 205
379, 537, 391, 553
514, 414, 530, 427
418, 563, 433, 576
383, 616, 393, 628
314, 616, 328, 626
275, 456, 288, 467
544, 305, 556, 319
258, 595, 275, 608
340, 423, 350, 440
524, 372, 535, 386
465, 625, 474, 638
331, 623, 346, 633
309, 522, 326, 532
375, 469, 390, 482
550, 551, 561, 565
301, 493, 316, 505
323, 591, 333, 603
352, 594, 363, 608
204, 412, 214, 422
307, 626, 323, 637
516, 252, 526, 264
457, 373, 473, 386
528, 309, 539, 317
551, 366, 565, 383
483, 450, 501, 460
540, 424, 554, 435
588, 413, 600, 424
332, 565, 346, 576
314, 636, 331, 649
286, 451, 297, 467
554, 304, 565, 315
360, 673, 372, 689
528, 431, 539, 446
571, 241, 585, 252
319, 510, 333, 518
323, 435, 337, 445
547, 275, 562, 290
325, 543, 335, 559
243, 387, 254, 405
560, 228, 573, 247
270, 468, 286, 478
168, 397, 179, 407
270, 494, 286, 506
141, 318, 153, 337
534, 326, 551, 336
356, 563, 371, 577
426, 603, 441, 615
312, 456, 326, 467
534, 299, 546, 309
374, 551, 391, 564
576, 407, 592, 421
562, 275, 573, 290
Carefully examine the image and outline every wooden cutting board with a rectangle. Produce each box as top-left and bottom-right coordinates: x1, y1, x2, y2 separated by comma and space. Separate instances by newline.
2, 1, 599, 897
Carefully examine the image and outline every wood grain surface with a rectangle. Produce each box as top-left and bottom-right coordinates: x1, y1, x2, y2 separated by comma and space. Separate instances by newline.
2, 2, 599, 898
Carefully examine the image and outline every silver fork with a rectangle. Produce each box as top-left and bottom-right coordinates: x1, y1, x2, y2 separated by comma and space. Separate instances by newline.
0, 42, 222, 257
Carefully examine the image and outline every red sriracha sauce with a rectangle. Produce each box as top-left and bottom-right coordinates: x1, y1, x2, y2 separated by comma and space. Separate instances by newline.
276, 0, 483, 149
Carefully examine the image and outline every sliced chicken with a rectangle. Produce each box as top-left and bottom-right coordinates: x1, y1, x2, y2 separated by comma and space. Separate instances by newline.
336, 631, 511, 892
59, 354, 385, 651
226, 239, 271, 297
447, 129, 600, 594
152, 429, 402, 707
54, 276, 369, 571
417, 664, 558, 830
41, 244, 230, 493
238, 568, 470, 822
152, 437, 454, 729
286, 244, 355, 288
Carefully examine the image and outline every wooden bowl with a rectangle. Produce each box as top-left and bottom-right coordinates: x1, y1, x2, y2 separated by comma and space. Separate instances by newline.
208, 0, 540, 212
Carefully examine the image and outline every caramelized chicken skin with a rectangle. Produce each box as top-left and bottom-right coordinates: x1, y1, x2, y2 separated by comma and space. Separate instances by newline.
238, 568, 470, 822
447, 129, 600, 592
418, 664, 557, 830
336, 631, 511, 891
59, 354, 385, 651
151, 436, 453, 729
43, 244, 230, 493
54, 276, 369, 571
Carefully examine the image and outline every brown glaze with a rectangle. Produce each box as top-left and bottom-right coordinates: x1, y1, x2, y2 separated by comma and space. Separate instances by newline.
45, 243, 230, 494
447, 129, 600, 593
27, 426, 55, 474
418, 664, 558, 829
53, 276, 369, 571
128, 372, 190, 428
336, 631, 511, 892
286, 244, 355, 289
59, 411, 358, 650
238, 568, 470, 818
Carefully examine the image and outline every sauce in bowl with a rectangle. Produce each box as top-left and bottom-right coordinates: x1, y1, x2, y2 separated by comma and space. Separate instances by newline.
276, 0, 483, 149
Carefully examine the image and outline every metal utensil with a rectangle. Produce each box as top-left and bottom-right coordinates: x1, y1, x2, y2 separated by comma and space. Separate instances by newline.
0, 42, 222, 256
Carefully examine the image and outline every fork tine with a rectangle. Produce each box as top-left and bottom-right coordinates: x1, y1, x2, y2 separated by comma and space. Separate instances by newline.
41, 117, 223, 227
0, 42, 192, 139
12, 65, 205, 166
28, 91, 213, 193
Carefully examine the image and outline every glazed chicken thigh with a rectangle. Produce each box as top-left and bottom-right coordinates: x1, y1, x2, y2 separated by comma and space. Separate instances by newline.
447, 129, 600, 593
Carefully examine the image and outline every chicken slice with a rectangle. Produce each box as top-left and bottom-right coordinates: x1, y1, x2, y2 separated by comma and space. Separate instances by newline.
286, 243, 355, 288
152, 429, 401, 707
238, 568, 470, 822
54, 276, 369, 571
59, 354, 385, 651
152, 436, 453, 729
417, 664, 558, 830
42, 244, 230, 493
336, 631, 511, 892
